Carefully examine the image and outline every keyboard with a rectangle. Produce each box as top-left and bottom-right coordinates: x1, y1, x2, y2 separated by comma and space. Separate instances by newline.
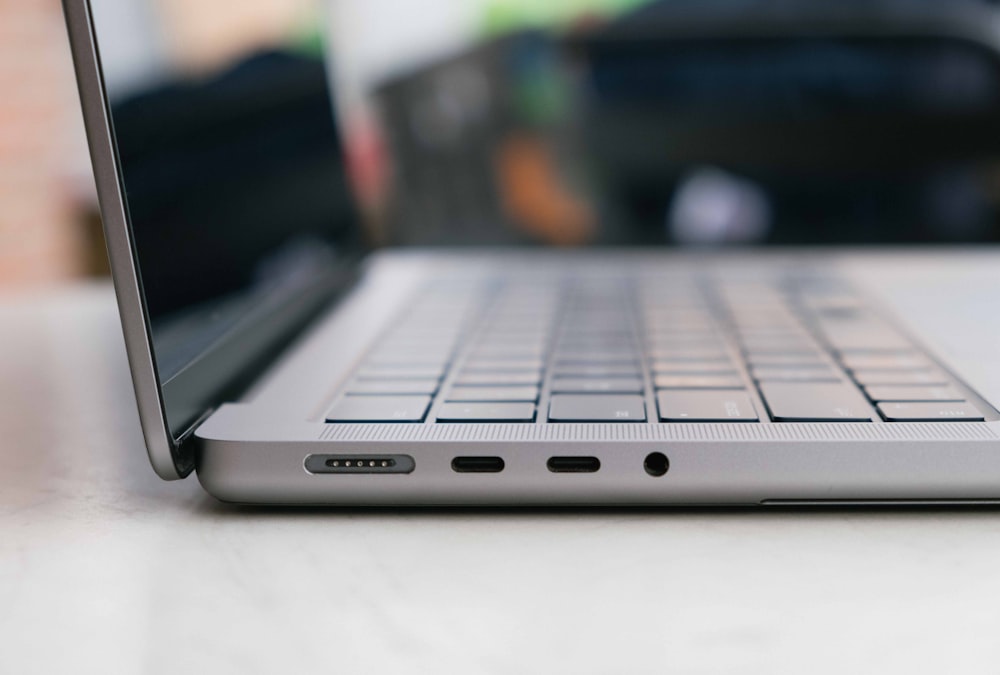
325, 270, 988, 424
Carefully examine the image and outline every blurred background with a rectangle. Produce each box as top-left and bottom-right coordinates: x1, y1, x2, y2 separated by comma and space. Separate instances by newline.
5, 0, 1000, 289
0, 0, 92, 285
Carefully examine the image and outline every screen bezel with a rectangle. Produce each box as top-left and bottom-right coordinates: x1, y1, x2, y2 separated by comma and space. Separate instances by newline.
63, 0, 365, 479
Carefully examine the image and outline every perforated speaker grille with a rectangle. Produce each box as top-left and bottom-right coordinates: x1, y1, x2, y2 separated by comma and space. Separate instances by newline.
320, 423, 998, 443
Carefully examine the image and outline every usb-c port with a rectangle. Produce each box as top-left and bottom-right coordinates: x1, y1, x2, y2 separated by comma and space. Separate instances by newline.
452, 456, 505, 473
547, 456, 600, 473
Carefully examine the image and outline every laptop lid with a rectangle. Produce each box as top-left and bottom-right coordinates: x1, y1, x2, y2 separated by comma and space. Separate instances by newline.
63, 0, 364, 479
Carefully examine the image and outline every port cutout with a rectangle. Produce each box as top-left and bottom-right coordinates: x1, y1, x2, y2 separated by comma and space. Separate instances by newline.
644, 452, 669, 477
451, 456, 505, 473
547, 456, 600, 473
305, 454, 415, 474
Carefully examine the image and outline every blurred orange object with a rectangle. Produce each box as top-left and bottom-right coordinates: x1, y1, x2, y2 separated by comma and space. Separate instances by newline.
496, 132, 595, 246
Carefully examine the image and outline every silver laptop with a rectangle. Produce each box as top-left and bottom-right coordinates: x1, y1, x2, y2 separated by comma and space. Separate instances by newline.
64, 0, 1000, 505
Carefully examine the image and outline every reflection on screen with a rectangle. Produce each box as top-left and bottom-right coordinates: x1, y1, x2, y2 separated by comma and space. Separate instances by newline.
362, 0, 1000, 247
90, 0, 361, 434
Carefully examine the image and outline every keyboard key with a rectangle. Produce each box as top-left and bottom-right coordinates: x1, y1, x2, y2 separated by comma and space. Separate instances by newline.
751, 366, 841, 383
551, 377, 644, 394
652, 362, 737, 375
851, 370, 950, 387
436, 402, 536, 422
478, 329, 544, 339
553, 354, 639, 366
548, 395, 646, 422
649, 349, 731, 362
468, 347, 545, 360
840, 352, 927, 371
364, 352, 452, 367
648, 336, 725, 349
734, 326, 807, 337
357, 367, 443, 381
554, 365, 642, 378
645, 329, 718, 339
557, 336, 635, 347
657, 390, 758, 422
462, 359, 544, 373
864, 385, 965, 403
345, 379, 439, 395
454, 372, 542, 386
877, 401, 984, 422
835, 345, 914, 356
742, 344, 820, 356
745, 354, 827, 367
560, 317, 629, 327
741, 337, 817, 352
558, 329, 633, 339
654, 374, 744, 389
446, 386, 539, 402
816, 319, 912, 352
758, 382, 873, 422
475, 336, 546, 348
326, 396, 431, 422
646, 327, 717, 338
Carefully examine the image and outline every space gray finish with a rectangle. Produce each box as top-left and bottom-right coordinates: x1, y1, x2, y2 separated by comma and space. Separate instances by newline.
62, 0, 189, 479
63, 0, 1000, 502
198, 410, 1000, 505
195, 249, 1000, 505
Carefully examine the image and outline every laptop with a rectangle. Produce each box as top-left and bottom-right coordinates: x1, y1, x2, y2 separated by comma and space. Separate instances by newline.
63, 0, 1000, 505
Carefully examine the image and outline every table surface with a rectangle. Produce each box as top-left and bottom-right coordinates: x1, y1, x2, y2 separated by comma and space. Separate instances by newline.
2, 283, 999, 674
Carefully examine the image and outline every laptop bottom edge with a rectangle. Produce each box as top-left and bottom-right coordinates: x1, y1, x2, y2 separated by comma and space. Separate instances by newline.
196, 424, 1000, 506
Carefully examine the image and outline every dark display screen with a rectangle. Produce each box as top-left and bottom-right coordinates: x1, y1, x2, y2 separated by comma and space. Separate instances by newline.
89, 0, 362, 436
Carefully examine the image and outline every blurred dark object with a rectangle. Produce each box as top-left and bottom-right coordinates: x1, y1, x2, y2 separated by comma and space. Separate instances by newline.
375, 31, 595, 247
572, 0, 1000, 245
82, 205, 110, 277
112, 51, 359, 319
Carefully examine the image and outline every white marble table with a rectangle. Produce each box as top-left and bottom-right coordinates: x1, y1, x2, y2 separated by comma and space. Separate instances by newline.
2, 283, 999, 674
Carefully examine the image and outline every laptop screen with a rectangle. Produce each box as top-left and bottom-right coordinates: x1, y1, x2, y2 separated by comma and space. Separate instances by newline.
88, 0, 362, 437
82, 0, 1000, 449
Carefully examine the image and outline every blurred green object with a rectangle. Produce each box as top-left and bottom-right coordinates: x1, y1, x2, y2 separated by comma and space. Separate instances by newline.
481, 0, 651, 35
290, 8, 326, 58
295, 28, 326, 58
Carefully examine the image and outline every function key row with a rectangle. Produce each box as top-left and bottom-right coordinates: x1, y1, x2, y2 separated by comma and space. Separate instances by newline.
329, 378, 985, 425
327, 392, 753, 423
